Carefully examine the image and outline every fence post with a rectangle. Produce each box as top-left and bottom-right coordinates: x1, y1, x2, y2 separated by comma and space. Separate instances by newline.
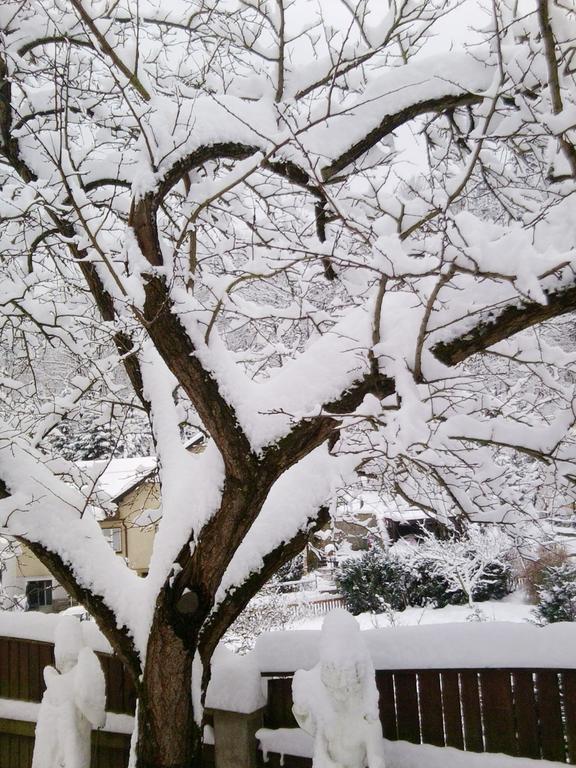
207, 706, 265, 768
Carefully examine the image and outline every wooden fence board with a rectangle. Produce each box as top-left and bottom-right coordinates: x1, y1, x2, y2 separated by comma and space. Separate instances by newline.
375, 672, 397, 741
562, 670, 576, 764
536, 670, 566, 763
460, 671, 483, 753
264, 677, 296, 729
441, 671, 463, 750
418, 671, 444, 747
480, 670, 516, 756
9, 641, 20, 699
512, 670, 540, 760
0, 638, 9, 698
394, 672, 420, 744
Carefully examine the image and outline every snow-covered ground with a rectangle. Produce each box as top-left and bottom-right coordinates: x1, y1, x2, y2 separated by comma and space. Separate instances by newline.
258, 729, 568, 768
290, 594, 534, 631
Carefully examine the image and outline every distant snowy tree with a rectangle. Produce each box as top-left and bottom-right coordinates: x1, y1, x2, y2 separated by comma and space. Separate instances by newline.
2, 1, 576, 765
46, 405, 153, 461
534, 562, 576, 624
407, 526, 514, 609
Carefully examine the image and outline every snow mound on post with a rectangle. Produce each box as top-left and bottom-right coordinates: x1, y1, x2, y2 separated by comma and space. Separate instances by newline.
205, 644, 266, 714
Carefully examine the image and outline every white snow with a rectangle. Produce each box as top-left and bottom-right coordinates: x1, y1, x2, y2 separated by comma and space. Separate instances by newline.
32, 617, 107, 768
255, 620, 576, 673
0, 699, 133, 735
77, 456, 157, 504
206, 644, 266, 714
292, 610, 385, 768
0, 610, 112, 654
257, 729, 568, 768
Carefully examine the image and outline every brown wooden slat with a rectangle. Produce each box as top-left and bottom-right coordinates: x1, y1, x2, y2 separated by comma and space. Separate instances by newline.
38, 644, 54, 700
536, 670, 566, 763
480, 670, 517, 756
418, 671, 444, 747
562, 670, 576, 764
9, 641, 20, 699
28, 642, 41, 703
264, 677, 296, 729
18, 643, 30, 704
0, 733, 10, 768
394, 672, 420, 744
0, 639, 9, 698
512, 670, 540, 760
441, 671, 463, 750
460, 670, 483, 753
375, 671, 397, 740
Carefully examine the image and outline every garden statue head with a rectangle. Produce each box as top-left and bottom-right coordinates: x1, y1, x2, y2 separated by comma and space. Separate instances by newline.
319, 609, 369, 703
54, 616, 84, 674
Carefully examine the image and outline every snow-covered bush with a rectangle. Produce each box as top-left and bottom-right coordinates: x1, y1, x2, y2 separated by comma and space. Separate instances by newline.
406, 526, 514, 609
534, 562, 576, 624
337, 529, 514, 616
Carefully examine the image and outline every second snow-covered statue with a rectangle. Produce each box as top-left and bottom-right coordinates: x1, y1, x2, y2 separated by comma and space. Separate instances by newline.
32, 616, 107, 768
292, 609, 385, 768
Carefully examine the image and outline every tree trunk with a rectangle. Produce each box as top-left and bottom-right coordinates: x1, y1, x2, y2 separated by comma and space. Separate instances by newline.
136, 619, 201, 768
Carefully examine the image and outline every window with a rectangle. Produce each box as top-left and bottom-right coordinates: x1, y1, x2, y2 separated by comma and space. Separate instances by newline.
26, 580, 53, 610
103, 527, 123, 553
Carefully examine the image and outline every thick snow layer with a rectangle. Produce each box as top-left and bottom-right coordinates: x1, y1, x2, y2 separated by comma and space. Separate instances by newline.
257, 729, 568, 768
206, 645, 266, 714
0, 611, 111, 653
255, 621, 576, 673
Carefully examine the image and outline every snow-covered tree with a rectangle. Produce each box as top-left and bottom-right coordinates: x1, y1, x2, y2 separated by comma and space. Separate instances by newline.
2, 1, 576, 766
46, 403, 153, 461
405, 525, 513, 609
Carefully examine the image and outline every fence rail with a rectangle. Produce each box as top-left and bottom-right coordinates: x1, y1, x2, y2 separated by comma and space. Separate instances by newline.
286, 597, 346, 616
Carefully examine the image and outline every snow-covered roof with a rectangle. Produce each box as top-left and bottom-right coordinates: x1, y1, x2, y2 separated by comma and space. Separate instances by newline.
343, 491, 431, 522
75, 433, 204, 506
77, 456, 157, 503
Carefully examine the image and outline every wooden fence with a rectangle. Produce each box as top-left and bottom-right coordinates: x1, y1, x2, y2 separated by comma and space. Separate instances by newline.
0, 635, 135, 768
4, 634, 576, 766
263, 667, 576, 764
287, 597, 346, 616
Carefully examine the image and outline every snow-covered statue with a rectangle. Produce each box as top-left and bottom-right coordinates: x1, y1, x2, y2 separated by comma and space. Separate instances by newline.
292, 610, 385, 768
32, 616, 106, 768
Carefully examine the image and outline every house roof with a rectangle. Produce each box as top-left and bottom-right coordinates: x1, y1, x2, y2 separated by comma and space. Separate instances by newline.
342, 491, 435, 523
76, 432, 204, 510
77, 456, 158, 504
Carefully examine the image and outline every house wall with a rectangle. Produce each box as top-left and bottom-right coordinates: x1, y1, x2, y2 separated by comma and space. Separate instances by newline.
117, 481, 160, 575
5, 481, 161, 608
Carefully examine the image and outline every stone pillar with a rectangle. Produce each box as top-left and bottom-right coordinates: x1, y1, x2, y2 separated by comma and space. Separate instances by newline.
208, 707, 265, 768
